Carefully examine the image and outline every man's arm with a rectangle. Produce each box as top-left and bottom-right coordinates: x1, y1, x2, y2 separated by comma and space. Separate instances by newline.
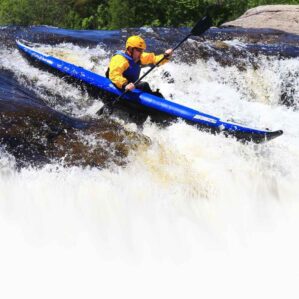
108, 55, 130, 89
140, 49, 173, 65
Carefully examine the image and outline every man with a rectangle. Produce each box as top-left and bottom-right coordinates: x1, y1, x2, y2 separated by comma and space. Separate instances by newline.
106, 35, 173, 97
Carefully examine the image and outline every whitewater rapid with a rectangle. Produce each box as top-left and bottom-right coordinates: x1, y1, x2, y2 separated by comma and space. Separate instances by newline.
1, 40, 299, 298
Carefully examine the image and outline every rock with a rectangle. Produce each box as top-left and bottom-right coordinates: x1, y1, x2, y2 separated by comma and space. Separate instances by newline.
0, 69, 150, 168
221, 5, 299, 35
0, 98, 150, 169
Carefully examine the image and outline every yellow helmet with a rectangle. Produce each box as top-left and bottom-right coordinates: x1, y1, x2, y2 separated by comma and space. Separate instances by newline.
126, 36, 146, 50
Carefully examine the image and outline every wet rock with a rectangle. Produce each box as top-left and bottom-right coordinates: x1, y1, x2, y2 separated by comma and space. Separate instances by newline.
161, 71, 175, 84
0, 100, 149, 169
47, 119, 149, 168
0, 99, 146, 168
280, 70, 299, 108
0, 70, 149, 168
221, 5, 299, 35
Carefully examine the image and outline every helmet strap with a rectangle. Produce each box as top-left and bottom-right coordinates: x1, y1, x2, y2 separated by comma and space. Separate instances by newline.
126, 47, 133, 56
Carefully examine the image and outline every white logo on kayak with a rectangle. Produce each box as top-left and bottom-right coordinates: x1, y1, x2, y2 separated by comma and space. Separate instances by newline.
32, 53, 53, 65
193, 114, 217, 124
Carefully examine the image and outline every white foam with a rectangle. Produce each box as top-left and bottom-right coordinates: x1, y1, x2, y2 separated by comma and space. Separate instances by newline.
1, 40, 299, 298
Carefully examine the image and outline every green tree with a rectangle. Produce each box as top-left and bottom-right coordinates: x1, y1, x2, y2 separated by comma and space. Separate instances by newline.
29, 0, 72, 26
1, 0, 299, 29
108, 0, 134, 29
0, 0, 73, 27
0, 0, 31, 25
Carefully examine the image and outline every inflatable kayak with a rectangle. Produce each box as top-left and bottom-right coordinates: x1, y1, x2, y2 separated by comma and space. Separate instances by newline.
16, 39, 283, 143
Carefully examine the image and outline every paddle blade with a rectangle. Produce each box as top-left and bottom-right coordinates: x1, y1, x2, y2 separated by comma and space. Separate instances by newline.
191, 15, 212, 36
96, 106, 105, 116
96, 104, 113, 116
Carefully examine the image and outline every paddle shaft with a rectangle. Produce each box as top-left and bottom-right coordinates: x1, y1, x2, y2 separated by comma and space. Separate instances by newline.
97, 16, 212, 115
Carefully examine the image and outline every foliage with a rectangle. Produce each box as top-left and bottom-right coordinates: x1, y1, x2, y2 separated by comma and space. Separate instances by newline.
0, 0, 298, 29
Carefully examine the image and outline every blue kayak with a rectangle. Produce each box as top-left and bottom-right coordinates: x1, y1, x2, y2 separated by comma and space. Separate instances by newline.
16, 39, 283, 143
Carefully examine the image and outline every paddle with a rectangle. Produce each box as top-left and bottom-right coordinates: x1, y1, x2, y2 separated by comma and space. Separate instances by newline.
97, 15, 212, 116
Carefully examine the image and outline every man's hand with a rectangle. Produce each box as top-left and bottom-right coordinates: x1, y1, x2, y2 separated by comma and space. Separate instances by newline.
125, 82, 135, 91
164, 49, 173, 58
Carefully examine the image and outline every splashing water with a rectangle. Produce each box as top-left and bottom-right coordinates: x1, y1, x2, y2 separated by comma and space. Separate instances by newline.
0, 27, 299, 298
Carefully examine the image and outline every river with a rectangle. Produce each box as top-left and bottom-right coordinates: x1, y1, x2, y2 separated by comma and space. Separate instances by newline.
0, 25, 299, 298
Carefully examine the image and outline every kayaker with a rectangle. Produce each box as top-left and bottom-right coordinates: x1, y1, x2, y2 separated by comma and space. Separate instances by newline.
106, 35, 173, 97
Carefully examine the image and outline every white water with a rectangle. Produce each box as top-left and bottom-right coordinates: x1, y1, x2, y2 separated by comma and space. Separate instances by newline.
1, 43, 299, 298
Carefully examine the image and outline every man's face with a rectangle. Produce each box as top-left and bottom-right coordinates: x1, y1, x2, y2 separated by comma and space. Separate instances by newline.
132, 47, 143, 61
